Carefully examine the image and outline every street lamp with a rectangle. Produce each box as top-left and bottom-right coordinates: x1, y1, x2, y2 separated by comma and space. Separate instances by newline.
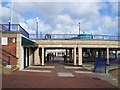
36, 21, 38, 39
79, 21, 80, 35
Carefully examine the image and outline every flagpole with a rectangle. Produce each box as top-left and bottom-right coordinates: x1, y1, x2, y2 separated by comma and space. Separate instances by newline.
10, 0, 13, 30
79, 21, 80, 35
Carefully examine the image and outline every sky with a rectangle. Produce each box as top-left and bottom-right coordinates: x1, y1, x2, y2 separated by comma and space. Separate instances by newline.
0, 0, 119, 35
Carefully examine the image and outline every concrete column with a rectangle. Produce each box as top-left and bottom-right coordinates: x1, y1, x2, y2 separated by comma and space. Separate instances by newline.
115, 50, 118, 59
98, 49, 102, 58
19, 46, 24, 70
69, 49, 72, 61
66, 49, 68, 61
74, 47, 76, 66
44, 49, 46, 62
103, 50, 106, 58
29, 48, 33, 66
91, 49, 96, 59
25, 48, 28, 67
78, 47, 82, 66
107, 48, 109, 65
34, 48, 40, 65
42, 47, 44, 66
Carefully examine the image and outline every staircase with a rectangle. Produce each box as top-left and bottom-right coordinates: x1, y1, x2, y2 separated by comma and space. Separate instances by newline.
0, 48, 19, 74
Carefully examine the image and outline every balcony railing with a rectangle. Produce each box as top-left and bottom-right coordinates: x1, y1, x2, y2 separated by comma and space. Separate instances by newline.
1, 24, 119, 41
29, 34, 120, 40
1, 24, 29, 38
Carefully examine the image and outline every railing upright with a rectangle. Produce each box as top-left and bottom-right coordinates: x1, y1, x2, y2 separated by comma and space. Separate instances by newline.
8, 56, 10, 65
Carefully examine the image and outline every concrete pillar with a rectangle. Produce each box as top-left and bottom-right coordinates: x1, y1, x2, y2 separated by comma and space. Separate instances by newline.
107, 48, 109, 65
98, 49, 102, 58
69, 49, 72, 61
44, 49, 46, 62
39, 48, 42, 64
34, 48, 40, 65
66, 49, 68, 61
115, 50, 118, 59
78, 47, 82, 66
103, 50, 106, 58
91, 49, 96, 58
29, 48, 33, 66
74, 47, 76, 66
42, 47, 44, 66
19, 46, 24, 70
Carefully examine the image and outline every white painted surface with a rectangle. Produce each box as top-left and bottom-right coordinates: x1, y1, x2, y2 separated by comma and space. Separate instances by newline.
64, 66, 83, 69
19, 46, 24, 70
57, 72, 74, 77
1, 37, 8, 45
29, 66, 55, 68
21, 69, 51, 73
6, 65, 12, 68
42, 47, 44, 66
75, 71, 94, 74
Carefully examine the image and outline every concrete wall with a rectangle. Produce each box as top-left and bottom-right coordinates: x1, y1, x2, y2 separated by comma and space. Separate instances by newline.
34, 39, 119, 49
2, 33, 25, 70
2, 33, 18, 66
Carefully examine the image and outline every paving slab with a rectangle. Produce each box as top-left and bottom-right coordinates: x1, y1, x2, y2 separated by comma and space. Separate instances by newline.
57, 72, 74, 77
21, 69, 51, 73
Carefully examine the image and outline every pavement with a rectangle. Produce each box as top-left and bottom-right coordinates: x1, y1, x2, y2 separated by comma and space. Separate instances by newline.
2, 59, 120, 89
83, 59, 120, 88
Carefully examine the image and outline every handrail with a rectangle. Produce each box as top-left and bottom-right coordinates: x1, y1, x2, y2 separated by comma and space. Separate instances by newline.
29, 34, 120, 40
0, 48, 18, 59
1, 24, 29, 38
0, 57, 8, 62
19, 25, 29, 38
0, 52, 10, 65
0, 51, 9, 58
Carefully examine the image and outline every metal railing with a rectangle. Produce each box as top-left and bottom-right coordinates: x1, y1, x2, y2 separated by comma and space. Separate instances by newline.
0, 48, 18, 66
29, 34, 120, 40
1, 24, 119, 40
1, 24, 29, 38
0, 52, 10, 66
30, 34, 78, 39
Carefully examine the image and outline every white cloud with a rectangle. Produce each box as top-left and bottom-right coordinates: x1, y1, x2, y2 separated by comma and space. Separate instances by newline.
1, 6, 10, 23
55, 14, 73, 25
67, 2, 100, 18
1, 2, 118, 36
25, 17, 52, 34
20, 22, 28, 30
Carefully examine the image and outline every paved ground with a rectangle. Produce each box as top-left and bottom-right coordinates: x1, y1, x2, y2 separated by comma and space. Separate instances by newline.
2, 59, 119, 89
83, 59, 120, 88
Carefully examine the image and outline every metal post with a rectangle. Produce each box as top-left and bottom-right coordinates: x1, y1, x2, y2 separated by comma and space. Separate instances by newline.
105, 61, 106, 73
36, 21, 38, 39
79, 22, 80, 35
8, 56, 10, 65
8, 21, 11, 31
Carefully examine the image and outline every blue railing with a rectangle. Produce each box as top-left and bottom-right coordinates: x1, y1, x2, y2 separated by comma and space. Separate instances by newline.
1, 24, 119, 40
1, 24, 29, 38
29, 34, 120, 40
30, 34, 78, 39
0, 24, 9, 31
19, 25, 29, 38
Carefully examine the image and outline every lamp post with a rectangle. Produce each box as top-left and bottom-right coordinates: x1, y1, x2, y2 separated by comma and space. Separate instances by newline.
79, 21, 80, 35
40, 32, 42, 39
36, 21, 38, 39
8, 21, 11, 31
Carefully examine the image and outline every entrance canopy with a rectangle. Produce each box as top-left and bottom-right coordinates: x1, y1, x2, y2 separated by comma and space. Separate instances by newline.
22, 37, 38, 47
